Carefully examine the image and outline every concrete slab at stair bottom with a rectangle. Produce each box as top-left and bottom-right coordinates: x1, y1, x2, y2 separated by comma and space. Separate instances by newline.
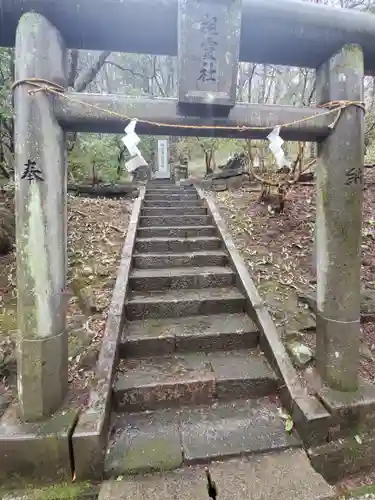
105, 398, 301, 476
100, 449, 335, 500
105, 410, 183, 476
180, 398, 300, 463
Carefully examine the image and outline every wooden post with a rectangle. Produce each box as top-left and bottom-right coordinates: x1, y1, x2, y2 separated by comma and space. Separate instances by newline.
315, 44, 364, 392
14, 12, 68, 421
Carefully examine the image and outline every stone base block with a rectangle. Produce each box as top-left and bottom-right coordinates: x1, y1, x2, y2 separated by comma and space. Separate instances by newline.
17, 331, 68, 421
315, 314, 360, 392
0, 406, 78, 486
291, 395, 331, 447
308, 431, 375, 483
72, 410, 108, 481
318, 377, 375, 421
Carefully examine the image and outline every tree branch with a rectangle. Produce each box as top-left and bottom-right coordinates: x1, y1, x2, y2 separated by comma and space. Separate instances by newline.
68, 49, 79, 88
104, 60, 150, 80
74, 51, 111, 92
151, 56, 166, 97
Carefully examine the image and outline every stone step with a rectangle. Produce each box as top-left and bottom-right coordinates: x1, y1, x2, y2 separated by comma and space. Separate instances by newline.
141, 206, 207, 216
101, 448, 335, 500
133, 250, 228, 269
148, 180, 174, 184
143, 199, 204, 207
129, 266, 236, 292
113, 350, 278, 412
120, 313, 259, 357
139, 215, 211, 227
125, 287, 246, 320
137, 225, 217, 238
145, 193, 199, 201
135, 237, 222, 253
146, 188, 197, 194
104, 397, 302, 477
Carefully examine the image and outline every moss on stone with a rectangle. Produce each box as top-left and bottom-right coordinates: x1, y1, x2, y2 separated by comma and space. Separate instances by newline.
0, 309, 17, 334
110, 437, 182, 474
1, 481, 98, 500
349, 483, 375, 498
342, 44, 364, 71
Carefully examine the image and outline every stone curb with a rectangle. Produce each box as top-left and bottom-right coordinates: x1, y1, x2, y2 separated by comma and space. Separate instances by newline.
196, 188, 333, 447
71, 187, 146, 481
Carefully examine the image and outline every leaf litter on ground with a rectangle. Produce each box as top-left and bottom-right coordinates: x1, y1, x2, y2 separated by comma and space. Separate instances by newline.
0, 194, 133, 411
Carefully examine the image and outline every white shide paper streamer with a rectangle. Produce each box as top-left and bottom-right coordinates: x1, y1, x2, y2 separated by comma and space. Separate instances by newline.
267, 126, 291, 170
122, 119, 148, 172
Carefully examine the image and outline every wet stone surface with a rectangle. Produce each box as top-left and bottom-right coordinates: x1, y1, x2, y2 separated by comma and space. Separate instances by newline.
207, 350, 278, 399
104, 399, 303, 478
114, 353, 215, 411
99, 449, 334, 500
0, 406, 78, 484
180, 398, 301, 462
114, 348, 279, 411
125, 287, 246, 320
121, 313, 259, 357
104, 181, 305, 482
105, 410, 183, 475
174, 313, 259, 352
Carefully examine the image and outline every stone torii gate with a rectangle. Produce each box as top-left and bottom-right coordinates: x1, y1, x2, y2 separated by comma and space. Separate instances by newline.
1, 0, 374, 424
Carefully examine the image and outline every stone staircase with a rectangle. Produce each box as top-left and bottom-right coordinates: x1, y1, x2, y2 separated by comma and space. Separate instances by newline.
104, 180, 301, 476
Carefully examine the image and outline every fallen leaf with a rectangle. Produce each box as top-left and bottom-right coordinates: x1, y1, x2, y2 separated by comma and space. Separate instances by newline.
285, 416, 294, 433
354, 434, 363, 444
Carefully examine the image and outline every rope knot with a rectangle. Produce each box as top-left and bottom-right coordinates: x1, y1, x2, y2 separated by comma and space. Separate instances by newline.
12, 77, 66, 95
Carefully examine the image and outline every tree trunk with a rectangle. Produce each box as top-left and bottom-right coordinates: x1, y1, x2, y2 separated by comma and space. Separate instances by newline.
74, 51, 111, 92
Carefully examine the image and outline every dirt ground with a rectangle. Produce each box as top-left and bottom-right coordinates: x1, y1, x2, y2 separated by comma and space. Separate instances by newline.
215, 168, 375, 383
0, 193, 133, 411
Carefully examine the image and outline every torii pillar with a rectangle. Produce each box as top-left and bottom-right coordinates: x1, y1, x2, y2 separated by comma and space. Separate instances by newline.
315, 44, 364, 393
14, 12, 68, 421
